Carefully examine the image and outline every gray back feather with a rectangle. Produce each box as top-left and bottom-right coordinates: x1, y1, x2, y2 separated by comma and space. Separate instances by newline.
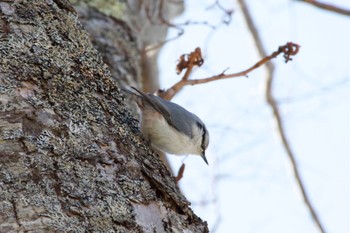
128, 87, 203, 138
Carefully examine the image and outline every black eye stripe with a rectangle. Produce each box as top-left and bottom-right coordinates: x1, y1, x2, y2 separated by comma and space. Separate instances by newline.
196, 121, 207, 152
201, 125, 206, 152
196, 121, 203, 130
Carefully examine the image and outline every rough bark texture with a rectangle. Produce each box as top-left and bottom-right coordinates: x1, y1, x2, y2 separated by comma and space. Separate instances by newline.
74, 3, 142, 89
73, 0, 182, 169
0, 1, 207, 232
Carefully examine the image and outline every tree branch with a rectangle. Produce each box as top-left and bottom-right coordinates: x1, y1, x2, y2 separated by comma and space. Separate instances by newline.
158, 43, 299, 100
237, 0, 327, 233
297, 0, 350, 16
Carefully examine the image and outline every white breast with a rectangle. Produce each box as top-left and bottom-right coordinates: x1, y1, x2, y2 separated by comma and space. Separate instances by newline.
140, 109, 202, 156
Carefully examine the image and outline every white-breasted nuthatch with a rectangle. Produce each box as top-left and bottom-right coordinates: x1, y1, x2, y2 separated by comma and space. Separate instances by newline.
124, 87, 209, 165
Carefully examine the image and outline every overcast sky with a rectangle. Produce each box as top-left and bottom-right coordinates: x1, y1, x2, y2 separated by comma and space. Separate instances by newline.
158, 0, 349, 232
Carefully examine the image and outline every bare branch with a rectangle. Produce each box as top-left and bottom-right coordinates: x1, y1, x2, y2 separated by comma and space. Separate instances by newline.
145, 0, 234, 53
175, 163, 186, 183
206, 0, 234, 25
158, 43, 299, 100
237, 0, 327, 233
297, 0, 350, 16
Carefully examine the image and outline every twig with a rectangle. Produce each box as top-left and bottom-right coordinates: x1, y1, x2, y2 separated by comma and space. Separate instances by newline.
158, 43, 299, 100
175, 163, 186, 183
206, 0, 234, 25
237, 0, 327, 233
144, 0, 215, 53
297, 0, 350, 16
145, 0, 234, 53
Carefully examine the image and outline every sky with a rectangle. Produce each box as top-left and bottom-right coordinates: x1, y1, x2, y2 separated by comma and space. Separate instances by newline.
158, 0, 349, 232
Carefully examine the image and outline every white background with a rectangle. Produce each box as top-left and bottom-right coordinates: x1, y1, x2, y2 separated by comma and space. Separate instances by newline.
158, 0, 349, 232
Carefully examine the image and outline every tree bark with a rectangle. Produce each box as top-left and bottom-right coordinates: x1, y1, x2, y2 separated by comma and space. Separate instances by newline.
0, 1, 207, 232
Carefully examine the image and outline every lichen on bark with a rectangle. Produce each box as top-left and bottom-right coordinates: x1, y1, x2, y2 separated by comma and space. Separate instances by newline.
0, 1, 207, 232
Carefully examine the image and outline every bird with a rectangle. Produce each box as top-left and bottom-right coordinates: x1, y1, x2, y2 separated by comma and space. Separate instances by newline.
123, 87, 209, 165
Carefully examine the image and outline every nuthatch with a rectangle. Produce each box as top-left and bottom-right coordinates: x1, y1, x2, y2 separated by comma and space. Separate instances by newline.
124, 87, 209, 165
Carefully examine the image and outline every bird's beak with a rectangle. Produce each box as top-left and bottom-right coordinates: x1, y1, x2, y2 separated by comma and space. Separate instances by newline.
201, 153, 209, 165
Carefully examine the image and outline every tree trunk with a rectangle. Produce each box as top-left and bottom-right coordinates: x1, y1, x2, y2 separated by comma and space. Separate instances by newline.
0, 1, 207, 232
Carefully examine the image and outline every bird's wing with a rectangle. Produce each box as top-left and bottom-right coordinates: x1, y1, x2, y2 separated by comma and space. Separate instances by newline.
126, 87, 195, 137
147, 95, 196, 137
128, 87, 172, 120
